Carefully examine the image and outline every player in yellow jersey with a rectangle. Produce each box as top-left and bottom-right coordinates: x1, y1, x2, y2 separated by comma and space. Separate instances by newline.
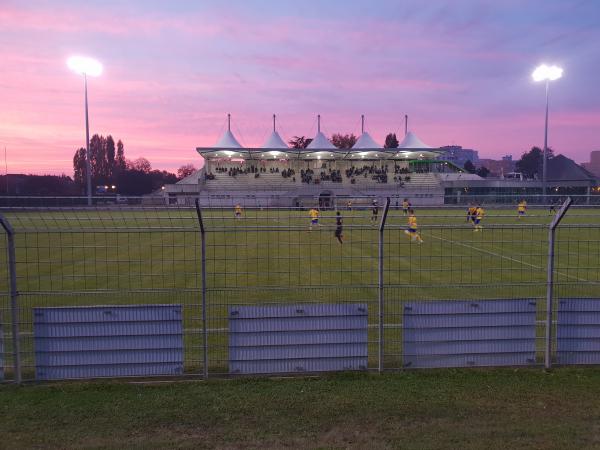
467, 204, 477, 223
308, 208, 320, 230
517, 199, 527, 219
473, 205, 485, 231
403, 208, 423, 243
234, 204, 243, 219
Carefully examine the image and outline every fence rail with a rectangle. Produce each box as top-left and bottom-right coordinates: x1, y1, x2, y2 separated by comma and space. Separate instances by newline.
0, 196, 599, 383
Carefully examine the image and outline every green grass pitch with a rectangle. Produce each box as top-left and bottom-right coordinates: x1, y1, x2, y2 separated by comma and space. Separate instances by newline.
0, 205, 598, 374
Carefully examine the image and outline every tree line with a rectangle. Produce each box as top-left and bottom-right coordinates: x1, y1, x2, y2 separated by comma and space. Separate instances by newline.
72, 135, 197, 195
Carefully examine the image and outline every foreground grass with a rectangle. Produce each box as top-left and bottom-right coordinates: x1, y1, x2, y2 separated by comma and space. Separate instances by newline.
2, 368, 600, 449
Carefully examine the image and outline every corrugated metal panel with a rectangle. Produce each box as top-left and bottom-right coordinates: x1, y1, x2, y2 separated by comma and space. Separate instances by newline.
403, 299, 537, 368
229, 303, 368, 374
557, 298, 600, 365
34, 305, 183, 380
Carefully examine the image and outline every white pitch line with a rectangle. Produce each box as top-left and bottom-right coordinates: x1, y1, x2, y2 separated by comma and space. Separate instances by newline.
427, 232, 591, 283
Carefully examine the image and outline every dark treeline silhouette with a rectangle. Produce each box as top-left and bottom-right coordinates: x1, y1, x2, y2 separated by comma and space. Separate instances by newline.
1, 174, 79, 196
72, 135, 178, 195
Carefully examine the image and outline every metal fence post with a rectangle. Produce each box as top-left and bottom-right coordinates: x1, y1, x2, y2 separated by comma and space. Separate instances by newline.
545, 197, 572, 369
0, 213, 21, 384
194, 199, 208, 379
378, 197, 391, 373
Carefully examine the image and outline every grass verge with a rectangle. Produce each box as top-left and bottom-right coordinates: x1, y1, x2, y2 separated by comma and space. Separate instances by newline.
2, 368, 600, 449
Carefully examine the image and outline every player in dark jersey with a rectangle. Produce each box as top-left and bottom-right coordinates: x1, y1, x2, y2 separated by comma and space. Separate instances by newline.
371, 200, 378, 224
402, 198, 410, 216
334, 211, 344, 244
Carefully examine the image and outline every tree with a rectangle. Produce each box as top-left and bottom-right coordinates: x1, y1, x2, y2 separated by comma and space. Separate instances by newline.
71, 135, 178, 195
476, 166, 490, 178
130, 157, 152, 173
149, 170, 178, 189
288, 136, 312, 149
177, 164, 197, 180
330, 133, 357, 149
105, 135, 116, 181
89, 134, 105, 184
115, 167, 178, 195
116, 140, 126, 172
384, 133, 399, 149
464, 160, 476, 174
73, 134, 123, 187
516, 146, 554, 179
73, 148, 86, 187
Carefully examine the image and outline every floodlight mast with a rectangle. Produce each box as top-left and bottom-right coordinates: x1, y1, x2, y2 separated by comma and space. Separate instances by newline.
532, 64, 563, 203
83, 73, 92, 206
67, 55, 103, 206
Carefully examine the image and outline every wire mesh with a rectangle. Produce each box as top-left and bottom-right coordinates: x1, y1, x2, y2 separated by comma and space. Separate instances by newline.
0, 228, 10, 381
0, 196, 599, 380
201, 196, 380, 373
0, 204, 203, 380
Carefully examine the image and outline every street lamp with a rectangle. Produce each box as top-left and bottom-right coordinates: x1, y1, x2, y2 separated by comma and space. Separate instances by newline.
67, 55, 103, 205
532, 64, 562, 202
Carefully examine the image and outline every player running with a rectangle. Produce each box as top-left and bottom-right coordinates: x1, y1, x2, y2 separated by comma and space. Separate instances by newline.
517, 200, 527, 219
234, 204, 243, 219
473, 205, 485, 231
370, 200, 379, 224
404, 208, 423, 243
308, 207, 320, 230
334, 211, 344, 244
467, 204, 477, 223
402, 198, 411, 216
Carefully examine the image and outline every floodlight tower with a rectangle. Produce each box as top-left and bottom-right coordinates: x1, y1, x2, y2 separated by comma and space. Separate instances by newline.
532, 64, 563, 202
67, 55, 103, 206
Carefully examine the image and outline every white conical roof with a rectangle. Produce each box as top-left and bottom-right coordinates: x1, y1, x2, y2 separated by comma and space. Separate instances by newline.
353, 132, 382, 149
307, 131, 336, 149
215, 129, 242, 148
262, 131, 288, 149
398, 131, 431, 149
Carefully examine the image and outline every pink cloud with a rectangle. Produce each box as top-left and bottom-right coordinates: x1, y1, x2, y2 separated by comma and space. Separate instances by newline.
0, 3, 222, 37
1, 1, 599, 176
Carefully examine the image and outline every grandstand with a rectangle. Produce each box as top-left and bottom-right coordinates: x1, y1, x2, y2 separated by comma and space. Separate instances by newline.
165, 115, 462, 206
163, 114, 599, 206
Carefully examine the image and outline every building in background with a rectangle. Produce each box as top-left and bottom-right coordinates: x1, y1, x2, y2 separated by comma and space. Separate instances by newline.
582, 151, 600, 177
438, 145, 480, 168
477, 155, 516, 177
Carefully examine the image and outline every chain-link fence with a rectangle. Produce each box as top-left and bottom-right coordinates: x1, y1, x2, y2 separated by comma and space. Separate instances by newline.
0, 196, 599, 382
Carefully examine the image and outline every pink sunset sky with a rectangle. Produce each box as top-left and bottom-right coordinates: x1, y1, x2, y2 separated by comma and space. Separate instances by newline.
1, 0, 599, 175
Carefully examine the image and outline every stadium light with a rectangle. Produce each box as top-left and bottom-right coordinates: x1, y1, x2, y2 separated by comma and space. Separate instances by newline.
67, 55, 103, 206
532, 64, 562, 202
67, 56, 103, 77
532, 64, 562, 82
